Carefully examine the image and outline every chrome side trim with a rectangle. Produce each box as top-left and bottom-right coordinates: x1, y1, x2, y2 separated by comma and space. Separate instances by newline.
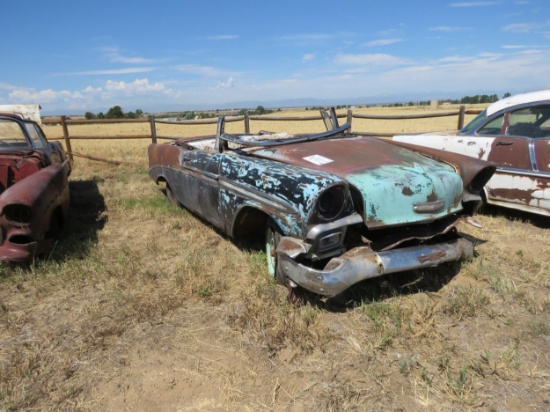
495, 167, 549, 178
219, 178, 297, 214
528, 140, 538, 172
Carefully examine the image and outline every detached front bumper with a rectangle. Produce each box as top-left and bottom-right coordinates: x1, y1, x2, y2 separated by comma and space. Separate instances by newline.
277, 237, 474, 296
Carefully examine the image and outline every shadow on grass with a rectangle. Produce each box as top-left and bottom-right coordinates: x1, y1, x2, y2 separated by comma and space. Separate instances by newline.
315, 262, 464, 312
296, 232, 489, 312
479, 203, 549, 229
237, 229, 490, 313
0, 178, 106, 278
51, 178, 107, 259
37, 178, 107, 262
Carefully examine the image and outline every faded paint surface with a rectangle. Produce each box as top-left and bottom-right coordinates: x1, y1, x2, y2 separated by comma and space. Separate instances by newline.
347, 162, 463, 227
149, 141, 346, 237
394, 131, 550, 217
148, 125, 493, 295
0, 113, 71, 261
253, 136, 464, 227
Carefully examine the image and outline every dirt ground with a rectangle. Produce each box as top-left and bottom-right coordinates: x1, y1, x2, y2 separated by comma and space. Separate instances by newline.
1, 107, 549, 411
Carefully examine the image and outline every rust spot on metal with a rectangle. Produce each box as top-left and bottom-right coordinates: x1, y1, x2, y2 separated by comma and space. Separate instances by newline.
418, 250, 447, 263
427, 191, 438, 202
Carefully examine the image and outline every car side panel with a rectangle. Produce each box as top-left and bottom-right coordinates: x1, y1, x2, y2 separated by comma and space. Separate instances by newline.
0, 163, 70, 261
534, 139, 550, 172
487, 137, 531, 169
219, 154, 343, 237
149, 143, 344, 237
149, 143, 224, 229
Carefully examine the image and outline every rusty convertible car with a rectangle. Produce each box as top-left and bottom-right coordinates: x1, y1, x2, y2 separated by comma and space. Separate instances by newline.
0, 106, 71, 261
149, 111, 494, 296
394, 89, 550, 217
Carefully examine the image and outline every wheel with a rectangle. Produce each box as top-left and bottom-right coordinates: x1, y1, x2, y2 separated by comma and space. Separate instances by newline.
265, 219, 302, 302
265, 221, 281, 279
266, 219, 287, 285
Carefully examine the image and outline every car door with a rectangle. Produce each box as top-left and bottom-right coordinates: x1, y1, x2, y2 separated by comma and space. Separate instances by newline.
482, 105, 550, 212
179, 147, 224, 229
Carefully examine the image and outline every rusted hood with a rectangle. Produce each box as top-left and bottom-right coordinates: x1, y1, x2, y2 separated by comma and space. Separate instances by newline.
252, 136, 465, 227
252, 136, 430, 176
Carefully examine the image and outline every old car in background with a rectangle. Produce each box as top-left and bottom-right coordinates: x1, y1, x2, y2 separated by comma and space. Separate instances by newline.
0, 105, 71, 261
394, 89, 550, 217
149, 110, 494, 296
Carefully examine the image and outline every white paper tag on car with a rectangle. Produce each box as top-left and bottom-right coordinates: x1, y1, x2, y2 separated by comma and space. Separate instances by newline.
303, 155, 333, 165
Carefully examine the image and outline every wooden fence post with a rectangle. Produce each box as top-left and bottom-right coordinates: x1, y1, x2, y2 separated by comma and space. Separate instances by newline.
150, 115, 157, 144
244, 112, 250, 134
457, 105, 466, 130
60, 116, 73, 162
347, 109, 353, 132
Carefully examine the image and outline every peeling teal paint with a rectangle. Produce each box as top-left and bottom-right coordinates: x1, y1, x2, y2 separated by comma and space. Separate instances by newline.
347, 162, 464, 227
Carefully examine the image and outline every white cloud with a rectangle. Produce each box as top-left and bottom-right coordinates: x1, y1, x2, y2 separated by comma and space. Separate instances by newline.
205, 35, 238, 40
429, 26, 470, 32
277, 33, 335, 42
64, 67, 156, 76
99, 47, 156, 64
438, 55, 475, 63
215, 77, 235, 89
175, 64, 231, 77
104, 78, 170, 94
8, 88, 85, 103
502, 22, 539, 33
84, 86, 102, 93
449, 1, 500, 7
302, 53, 316, 61
365, 38, 403, 47
502, 44, 546, 49
336, 53, 413, 67
275, 32, 353, 46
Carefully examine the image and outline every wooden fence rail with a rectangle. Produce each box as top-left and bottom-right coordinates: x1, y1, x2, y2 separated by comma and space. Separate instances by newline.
42, 106, 482, 165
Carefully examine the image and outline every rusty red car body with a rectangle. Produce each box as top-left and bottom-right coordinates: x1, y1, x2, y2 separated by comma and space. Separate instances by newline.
394, 90, 550, 217
149, 114, 494, 296
0, 109, 71, 261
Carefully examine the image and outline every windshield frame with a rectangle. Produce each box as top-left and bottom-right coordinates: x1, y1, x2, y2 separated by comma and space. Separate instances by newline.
458, 109, 488, 135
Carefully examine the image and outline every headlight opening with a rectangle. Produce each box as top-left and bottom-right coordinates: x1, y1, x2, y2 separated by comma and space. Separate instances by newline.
316, 186, 346, 220
3, 204, 33, 225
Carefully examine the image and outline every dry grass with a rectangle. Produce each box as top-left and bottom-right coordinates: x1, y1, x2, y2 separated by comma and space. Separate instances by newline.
0, 106, 549, 411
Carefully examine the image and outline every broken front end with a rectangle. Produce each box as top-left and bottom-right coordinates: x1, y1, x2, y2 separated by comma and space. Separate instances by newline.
274, 147, 495, 296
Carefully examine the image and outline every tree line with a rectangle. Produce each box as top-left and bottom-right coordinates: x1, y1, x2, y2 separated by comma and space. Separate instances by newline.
84, 94, 512, 120
85, 106, 143, 120
84, 105, 279, 120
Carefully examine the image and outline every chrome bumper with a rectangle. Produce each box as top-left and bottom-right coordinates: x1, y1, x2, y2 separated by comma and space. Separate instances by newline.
277, 237, 474, 296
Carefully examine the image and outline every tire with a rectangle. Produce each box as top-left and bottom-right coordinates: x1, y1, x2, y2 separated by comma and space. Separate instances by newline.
265, 219, 302, 303
265, 220, 284, 284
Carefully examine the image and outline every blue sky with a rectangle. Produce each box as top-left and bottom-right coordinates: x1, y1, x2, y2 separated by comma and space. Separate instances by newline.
1, 0, 549, 114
